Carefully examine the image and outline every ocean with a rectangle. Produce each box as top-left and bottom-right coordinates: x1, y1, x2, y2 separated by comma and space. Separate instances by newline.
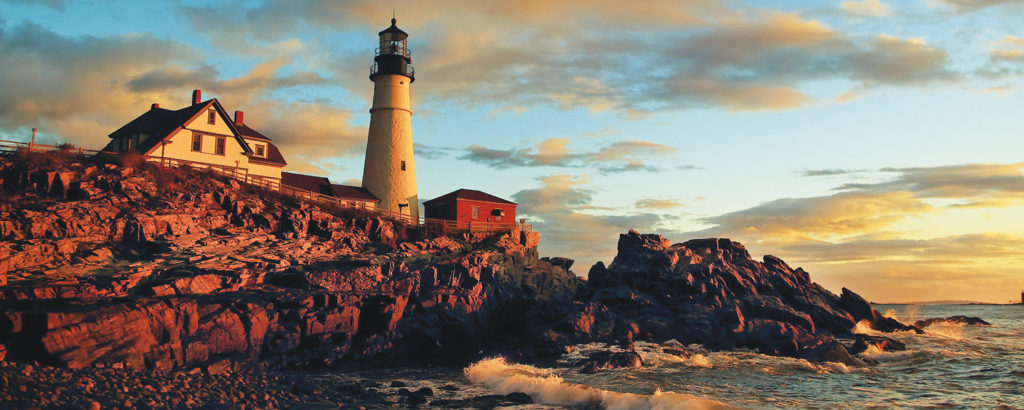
327, 304, 1024, 408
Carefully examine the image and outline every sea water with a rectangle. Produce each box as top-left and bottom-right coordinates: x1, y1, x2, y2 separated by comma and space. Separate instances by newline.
458, 304, 1024, 409
323, 305, 1022, 408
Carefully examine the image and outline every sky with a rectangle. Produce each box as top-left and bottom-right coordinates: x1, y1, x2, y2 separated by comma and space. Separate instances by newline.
2, 0, 1024, 303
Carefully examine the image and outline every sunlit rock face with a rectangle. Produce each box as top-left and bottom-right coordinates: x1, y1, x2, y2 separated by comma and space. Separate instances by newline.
0, 154, 569, 371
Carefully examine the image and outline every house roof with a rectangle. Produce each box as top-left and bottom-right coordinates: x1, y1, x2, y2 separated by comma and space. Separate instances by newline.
238, 123, 287, 166
246, 142, 287, 167
423, 189, 517, 206
108, 99, 254, 157
330, 184, 379, 202
281, 172, 333, 195
236, 123, 272, 141
107, 103, 208, 155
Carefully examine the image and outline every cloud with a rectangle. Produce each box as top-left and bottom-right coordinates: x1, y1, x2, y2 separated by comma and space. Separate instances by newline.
413, 143, 456, 160
701, 191, 931, 241
635, 198, 685, 210
180, 2, 959, 114
0, 0, 66, 10
937, 0, 1024, 12
242, 100, 367, 176
846, 35, 953, 86
840, 0, 893, 17
800, 168, 859, 176
0, 21, 199, 146
513, 174, 665, 270
839, 162, 1024, 206
781, 232, 1024, 262
461, 138, 676, 173
990, 35, 1024, 61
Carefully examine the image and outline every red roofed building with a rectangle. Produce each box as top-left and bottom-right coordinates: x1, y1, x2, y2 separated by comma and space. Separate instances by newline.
423, 189, 517, 229
330, 184, 379, 208
281, 172, 379, 208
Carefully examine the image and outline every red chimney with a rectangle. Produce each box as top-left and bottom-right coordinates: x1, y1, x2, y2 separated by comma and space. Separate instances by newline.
192, 89, 202, 105
151, 103, 160, 110
234, 110, 244, 125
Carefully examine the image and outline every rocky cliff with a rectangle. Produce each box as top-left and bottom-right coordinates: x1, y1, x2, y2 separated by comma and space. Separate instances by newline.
0, 152, 574, 372
0, 151, 915, 372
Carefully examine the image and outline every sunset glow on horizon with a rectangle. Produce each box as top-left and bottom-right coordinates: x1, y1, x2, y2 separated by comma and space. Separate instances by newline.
3, 0, 1024, 303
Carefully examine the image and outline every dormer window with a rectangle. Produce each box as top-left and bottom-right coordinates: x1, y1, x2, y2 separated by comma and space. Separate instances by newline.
255, 144, 265, 157
207, 109, 216, 125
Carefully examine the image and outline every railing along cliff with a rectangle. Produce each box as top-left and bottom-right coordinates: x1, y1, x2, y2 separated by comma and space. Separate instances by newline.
0, 138, 531, 234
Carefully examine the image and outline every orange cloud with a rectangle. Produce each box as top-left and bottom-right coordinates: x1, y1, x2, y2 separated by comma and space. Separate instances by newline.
462, 139, 676, 173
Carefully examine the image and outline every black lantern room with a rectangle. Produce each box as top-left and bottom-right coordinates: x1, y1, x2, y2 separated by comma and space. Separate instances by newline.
370, 18, 414, 82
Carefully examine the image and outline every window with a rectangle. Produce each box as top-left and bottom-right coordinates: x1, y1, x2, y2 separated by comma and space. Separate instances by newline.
215, 137, 226, 155
400, 160, 406, 171
472, 206, 479, 219
191, 133, 202, 152
207, 109, 216, 125
255, 144, 265, 157
125, 136, 133, 151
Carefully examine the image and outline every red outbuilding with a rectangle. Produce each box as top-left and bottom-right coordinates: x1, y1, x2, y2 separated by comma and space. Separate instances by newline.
423, 189, 517, 230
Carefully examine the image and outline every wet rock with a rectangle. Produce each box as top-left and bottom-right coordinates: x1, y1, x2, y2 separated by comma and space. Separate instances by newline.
504, 392, 533, 404
913, 315, 991, 328
849, 334, 906, 355
867, 316, 924, 334
414, 387, 433, 396
579, 350, 644, 373
799, 341, 859, 366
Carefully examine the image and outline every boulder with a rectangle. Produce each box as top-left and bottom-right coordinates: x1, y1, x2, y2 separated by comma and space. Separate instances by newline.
848, 334, 906, 355
579, 350, 644, 373
913, 315, 991, 328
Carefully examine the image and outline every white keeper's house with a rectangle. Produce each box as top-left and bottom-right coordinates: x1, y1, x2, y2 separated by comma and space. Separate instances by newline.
103, 89, 288, 181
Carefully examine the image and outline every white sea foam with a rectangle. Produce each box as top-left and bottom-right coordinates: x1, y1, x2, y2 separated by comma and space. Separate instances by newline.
920, 322, 965, 340
464, 357, 732, 409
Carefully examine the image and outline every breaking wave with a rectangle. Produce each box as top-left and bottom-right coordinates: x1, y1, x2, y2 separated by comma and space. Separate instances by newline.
464, 357, 731, 409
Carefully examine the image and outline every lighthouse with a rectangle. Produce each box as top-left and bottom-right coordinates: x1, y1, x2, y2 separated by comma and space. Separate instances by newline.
362, 18, 419, 221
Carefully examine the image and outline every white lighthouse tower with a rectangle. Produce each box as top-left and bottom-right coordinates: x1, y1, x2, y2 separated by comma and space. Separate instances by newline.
362, 18, 419, 221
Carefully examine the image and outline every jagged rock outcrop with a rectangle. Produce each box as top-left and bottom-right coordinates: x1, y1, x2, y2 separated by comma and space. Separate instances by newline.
559, 230, 919, 365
